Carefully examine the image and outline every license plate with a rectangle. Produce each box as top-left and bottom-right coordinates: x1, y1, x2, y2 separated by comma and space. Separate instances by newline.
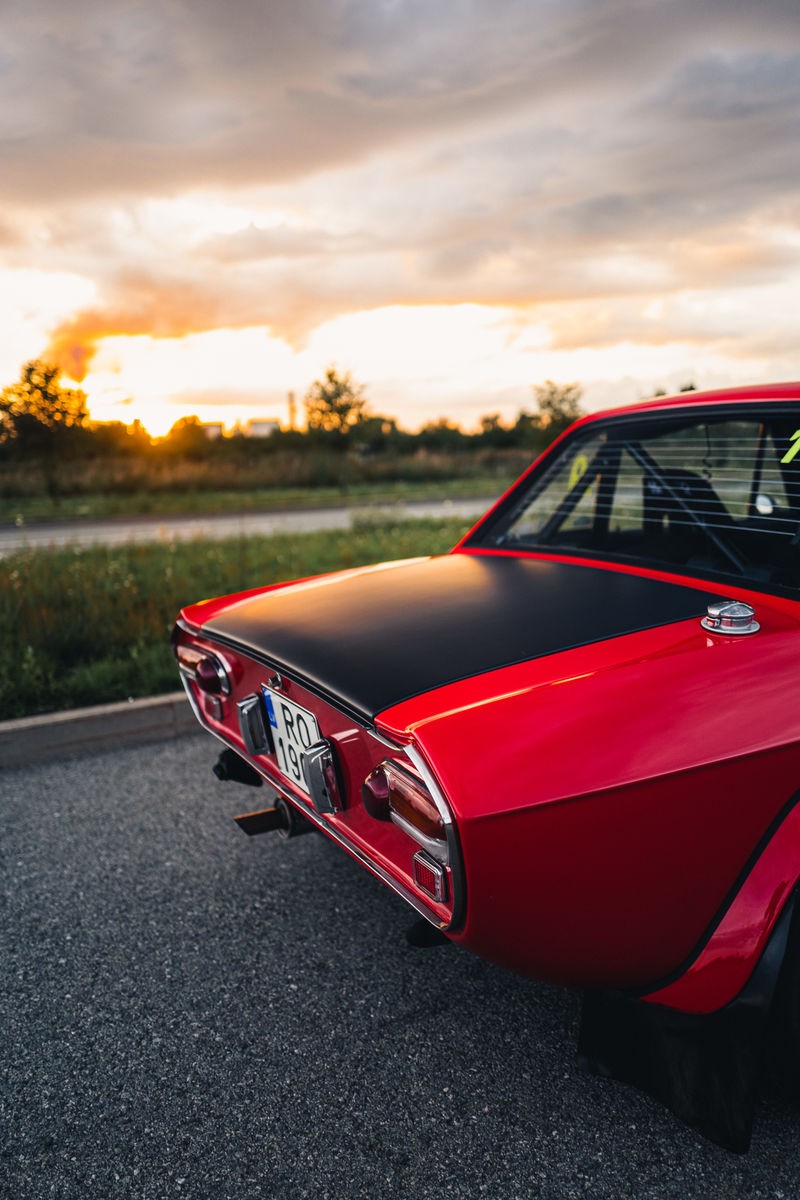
262, 687, 321, 794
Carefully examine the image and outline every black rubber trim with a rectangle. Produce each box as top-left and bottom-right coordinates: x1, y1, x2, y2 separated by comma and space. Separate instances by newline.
201, 555, 717, 723
634, 788, 800, 1000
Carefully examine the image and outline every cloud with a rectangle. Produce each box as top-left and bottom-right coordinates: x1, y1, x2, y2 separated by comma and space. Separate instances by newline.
5, 0, 798, 203
4, 0, 800, 394
43, 270, 257, 379
170, 387, 289, 413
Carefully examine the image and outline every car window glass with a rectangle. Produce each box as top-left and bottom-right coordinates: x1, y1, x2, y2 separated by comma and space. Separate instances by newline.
477, 407, 800, 593
500, 437, 605, 539
561, 467, 600, 532
759, 429, 790, 511
608, 449, 644, 532
645, 420, 754, 520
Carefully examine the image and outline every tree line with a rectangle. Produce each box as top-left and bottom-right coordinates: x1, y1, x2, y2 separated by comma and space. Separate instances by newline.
0, 361, 584, 464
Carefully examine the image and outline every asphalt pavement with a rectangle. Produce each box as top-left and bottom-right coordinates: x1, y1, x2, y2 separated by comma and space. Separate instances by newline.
3, 737, 800, 1199
0, 497, 494, 556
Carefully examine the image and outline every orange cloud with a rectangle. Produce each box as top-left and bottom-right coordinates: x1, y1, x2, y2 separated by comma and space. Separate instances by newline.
43, 274, 231, 381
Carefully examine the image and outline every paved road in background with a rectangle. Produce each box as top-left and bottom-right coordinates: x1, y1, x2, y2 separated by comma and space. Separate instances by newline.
3, 737, 799, 1199
0, 497, 495, 556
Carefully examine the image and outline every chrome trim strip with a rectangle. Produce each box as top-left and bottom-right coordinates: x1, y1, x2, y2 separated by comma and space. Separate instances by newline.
179, 672, 203, 723
211, 655, 232, 696
405, 744, 454, 831
404, 743, 465, 929
371, 726, 406, 752
389, 809, 450, 865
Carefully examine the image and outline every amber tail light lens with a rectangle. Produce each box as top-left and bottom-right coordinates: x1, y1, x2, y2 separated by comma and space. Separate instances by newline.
387, 765, 444, 842
362, 759, 447, 860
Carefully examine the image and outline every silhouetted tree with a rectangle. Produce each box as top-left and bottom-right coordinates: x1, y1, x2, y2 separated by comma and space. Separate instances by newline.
652, 381, 697, 398
350, 414, 410, 454
89, 418, 152, 457
305, 368, 369, 436
0, 360, 90, 498
160, 415, 214, 459
417, 418, 468, 452
531, 380, 584, 441
507, 409, 541, 449
0, 360, 89, 453
477, 413, 520, 449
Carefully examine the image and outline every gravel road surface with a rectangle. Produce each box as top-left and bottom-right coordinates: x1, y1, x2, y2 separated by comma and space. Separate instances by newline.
3, 737, 799, 1199
0, 497, 493, 556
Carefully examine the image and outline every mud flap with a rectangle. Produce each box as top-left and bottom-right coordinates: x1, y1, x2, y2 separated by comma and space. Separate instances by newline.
577, 895, 795, 1153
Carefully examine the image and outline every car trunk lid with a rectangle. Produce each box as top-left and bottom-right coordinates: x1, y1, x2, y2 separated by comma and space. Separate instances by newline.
198, 551, 718, 723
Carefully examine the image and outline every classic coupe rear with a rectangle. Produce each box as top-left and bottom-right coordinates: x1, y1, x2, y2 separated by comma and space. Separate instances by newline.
174, 383, 800, 1151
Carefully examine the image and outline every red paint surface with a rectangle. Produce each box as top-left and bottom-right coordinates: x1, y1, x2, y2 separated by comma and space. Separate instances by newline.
643, 802, 800, 1013
177, 384, 800, 1012
378, 595, 800, 994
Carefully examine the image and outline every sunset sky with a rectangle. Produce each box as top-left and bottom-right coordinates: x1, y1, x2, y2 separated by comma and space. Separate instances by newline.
3, 0, 800, 435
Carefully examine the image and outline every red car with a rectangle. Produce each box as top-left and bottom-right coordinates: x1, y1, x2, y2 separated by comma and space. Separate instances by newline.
174, 383, 800, 1151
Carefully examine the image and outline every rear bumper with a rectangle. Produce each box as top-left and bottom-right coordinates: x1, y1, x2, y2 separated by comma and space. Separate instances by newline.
174, 623, 464, 932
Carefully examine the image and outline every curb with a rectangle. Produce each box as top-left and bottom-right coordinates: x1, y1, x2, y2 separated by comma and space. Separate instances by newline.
0, 692, 199, 770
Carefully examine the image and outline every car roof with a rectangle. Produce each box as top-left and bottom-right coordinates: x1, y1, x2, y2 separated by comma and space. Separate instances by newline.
578, 382, 800, 427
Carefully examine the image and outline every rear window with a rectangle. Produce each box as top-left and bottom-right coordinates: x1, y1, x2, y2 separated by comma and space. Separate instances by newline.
470, 406, 800, 594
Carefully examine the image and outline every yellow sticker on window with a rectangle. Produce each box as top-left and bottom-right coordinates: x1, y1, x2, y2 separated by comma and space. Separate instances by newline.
569, 453, 589, 489
781, 430, 800, 464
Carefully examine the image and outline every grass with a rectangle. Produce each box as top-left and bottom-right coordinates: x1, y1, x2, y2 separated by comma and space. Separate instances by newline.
0, 448, 533, 525
0, 475, 509, 526
0, 515, 469, 720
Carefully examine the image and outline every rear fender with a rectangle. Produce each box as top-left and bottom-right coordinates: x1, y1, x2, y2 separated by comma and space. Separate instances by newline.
643, 793, 800, 1015
578, 890, 797, 1153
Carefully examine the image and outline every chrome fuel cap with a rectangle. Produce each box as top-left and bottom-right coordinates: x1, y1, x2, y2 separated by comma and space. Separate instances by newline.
701, 600, 760, 636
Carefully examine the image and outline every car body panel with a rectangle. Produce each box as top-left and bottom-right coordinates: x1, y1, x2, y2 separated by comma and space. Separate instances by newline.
376, 577, 800, 988
175, 385, 800, 1016
198, 552, 718, 723
643, 797, 800, 1013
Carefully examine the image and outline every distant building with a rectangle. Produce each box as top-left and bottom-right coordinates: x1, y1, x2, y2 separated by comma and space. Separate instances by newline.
201, 423, 225, 439
243, 419, 280, 438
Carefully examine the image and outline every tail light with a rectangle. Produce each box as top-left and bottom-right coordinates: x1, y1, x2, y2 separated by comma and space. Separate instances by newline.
361, 765, 390, 819
176, 643, 231, 696
362, 758, 448, 863
412, 851, 447, 902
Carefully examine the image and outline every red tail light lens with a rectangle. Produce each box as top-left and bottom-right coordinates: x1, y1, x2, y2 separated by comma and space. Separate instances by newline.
361, 765, 391, 819
176, 643, 230, 695
412, 851, 447, 902
387, 763, 444, 842
196, 656, 228, 695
